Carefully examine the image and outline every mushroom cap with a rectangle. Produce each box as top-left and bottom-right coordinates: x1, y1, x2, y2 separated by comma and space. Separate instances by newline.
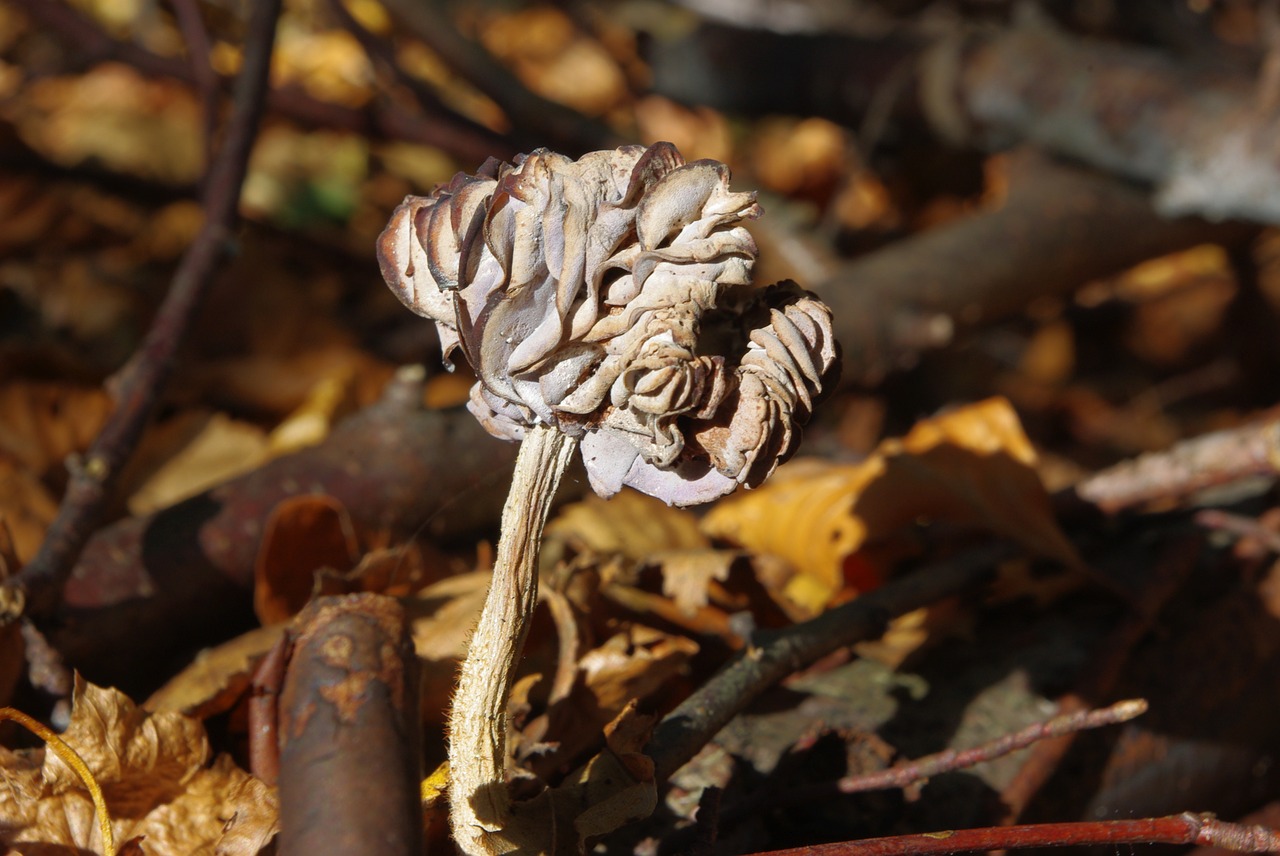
377, 142, 838, 506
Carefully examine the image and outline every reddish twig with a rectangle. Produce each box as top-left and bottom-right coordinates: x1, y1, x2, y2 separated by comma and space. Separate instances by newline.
169, 0, 219, 164
999, 535, 1201, 821
1071, 417, 1280, 514
647, 542, 1010, 784
742, 813, 1280, 856
712, 698, 1147, 839
247, 631, 291, 786
277, 594, 421, 856
820, 150, 1254, 385
9, 0, 282, 619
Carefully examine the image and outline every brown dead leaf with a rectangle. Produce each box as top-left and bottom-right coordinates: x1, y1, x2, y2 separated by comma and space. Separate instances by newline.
405, 572, 491, 723
253, 494, 359, 625
126, 411, 270, 516
16, 65, 203, 184
702, 397, 1081, 613
579, 626, 698, 718
478, 7, 628, 116
145, 625, 285, 717
544, 489, 708, 569
1, 677, 277, 855
0, 381, 113, 481
0, 458, 58, 564
656, 550, 735, 615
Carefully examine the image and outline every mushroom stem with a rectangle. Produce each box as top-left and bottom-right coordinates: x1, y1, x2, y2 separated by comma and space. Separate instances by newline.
448, 423, 578, 855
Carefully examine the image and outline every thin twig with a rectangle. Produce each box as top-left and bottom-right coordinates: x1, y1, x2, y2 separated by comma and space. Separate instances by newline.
10, 0, 282, 618
1070, 416, 1280, 514
999, 535, 1201, 821
647, 543, 1011, 784
324, 0, 510, 161
740, 813, 1280, 856
708, 698, 1148, 842
10, 0, 507, 163
170, 0, 219, 165
835, 698, 1148, 795
376, 0, 626, 154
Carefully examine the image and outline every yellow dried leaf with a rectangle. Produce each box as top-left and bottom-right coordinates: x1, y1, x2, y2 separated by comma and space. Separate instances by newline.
0, 459, 58, 563
266, 369, 358, 455
145, 625, 285, 717
478, 8, 627, 116
0, 381, 113, 479
702, 397, 1081, 612
545, 489, 707, 563
126, 412, 269, 515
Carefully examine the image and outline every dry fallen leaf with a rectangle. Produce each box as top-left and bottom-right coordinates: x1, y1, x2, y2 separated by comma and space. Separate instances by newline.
126, 411, 270, 516
0, 676, 278, 855
146, 625, 285, 717
0, 381, 113, 481
544, 489, 708, 567
702, 397, 1082, 612
0, 458, 58, 564
253, 494, 359, 625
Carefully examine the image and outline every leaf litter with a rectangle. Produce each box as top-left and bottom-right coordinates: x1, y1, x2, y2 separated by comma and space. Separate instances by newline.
4, 1, 1280, 854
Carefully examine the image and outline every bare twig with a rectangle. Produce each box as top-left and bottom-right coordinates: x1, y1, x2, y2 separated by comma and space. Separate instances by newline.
647, 543, 1010, 784
170, 0, 219, 164
376, 0, 626, 154
1070, 417, 1280, 514
819, 150, 1255, 385
740, 813, 1280, 856
999, 535, 1201, 821
834, 698, 1147, 796
10, 0, 507, 163
9, 0, 282, 619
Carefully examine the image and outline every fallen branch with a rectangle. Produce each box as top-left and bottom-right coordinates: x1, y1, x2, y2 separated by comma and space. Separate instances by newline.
11, 0, 281, 619
276, 593, 421, 856
49, 370, 527, 689
646, 542, 1008, 783
818, 150, 1255, 384
1070, 416, 1280, 514
741, 813, 1280, 856
921, 19, 1280, 223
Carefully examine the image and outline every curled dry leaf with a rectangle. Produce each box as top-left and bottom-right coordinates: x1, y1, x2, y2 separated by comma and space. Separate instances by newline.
0, 677, 277, 855
703, 397, 1083, 612
378, 142, 838, 507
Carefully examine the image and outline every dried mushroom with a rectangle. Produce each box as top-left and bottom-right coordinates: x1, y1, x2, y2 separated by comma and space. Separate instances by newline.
376, 142, 838, 855
378, 142, 837, 507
